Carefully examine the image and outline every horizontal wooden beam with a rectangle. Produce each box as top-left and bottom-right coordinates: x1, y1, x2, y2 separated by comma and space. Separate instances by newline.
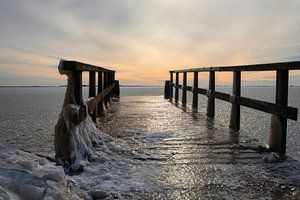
62, 60, 115, 73
234, 96, 298, 121
172, 84, 298, 120
170, 61, 300, 73
87, 83, 116, 113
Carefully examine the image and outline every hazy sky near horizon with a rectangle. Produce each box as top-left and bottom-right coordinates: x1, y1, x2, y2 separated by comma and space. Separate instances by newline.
1, 0, 300, 86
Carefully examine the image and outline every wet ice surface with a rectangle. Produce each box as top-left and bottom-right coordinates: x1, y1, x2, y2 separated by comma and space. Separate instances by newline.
0, 94, 300, 199
95, 96, 300, 199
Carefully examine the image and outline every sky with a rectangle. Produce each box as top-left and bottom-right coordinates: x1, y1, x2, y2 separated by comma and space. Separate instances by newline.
0, 0, 300, 86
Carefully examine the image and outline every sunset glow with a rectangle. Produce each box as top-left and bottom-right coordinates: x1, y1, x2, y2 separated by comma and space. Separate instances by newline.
1, 0, 300, 86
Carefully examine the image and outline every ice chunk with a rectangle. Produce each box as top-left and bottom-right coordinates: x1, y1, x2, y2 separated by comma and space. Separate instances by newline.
19, 184, 45, 200
18, 160, 38, 171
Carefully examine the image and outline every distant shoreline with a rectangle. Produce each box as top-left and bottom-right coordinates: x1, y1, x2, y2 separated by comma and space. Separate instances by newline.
0, 85, 300, 88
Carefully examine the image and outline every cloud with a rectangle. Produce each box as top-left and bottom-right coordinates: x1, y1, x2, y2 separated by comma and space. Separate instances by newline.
0, 0, 300, 85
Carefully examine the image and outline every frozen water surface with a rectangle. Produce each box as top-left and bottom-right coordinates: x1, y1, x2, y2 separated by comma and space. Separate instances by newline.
0, 88, 300, 199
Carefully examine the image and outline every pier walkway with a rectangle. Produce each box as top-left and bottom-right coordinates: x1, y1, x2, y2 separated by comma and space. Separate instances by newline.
98, 96, 300, 199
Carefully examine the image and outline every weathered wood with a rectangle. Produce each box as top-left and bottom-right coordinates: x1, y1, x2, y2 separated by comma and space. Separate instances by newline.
164, 80, 171, 99
175, 72, 179, 102
178, 84, 297, 119
115, 80, 120, 97
89, 71, 96, 122
87, 83, 116, 113
229, 71, 241, 131
104, 72, 109, 106
112, 73, 116, 97
207, 71, 215, 118
97, 72, 104, 116
63, 60, 115, 73
192, 72, 198, 108
170, 72, 173, 99
234, 95, 297, 120
269, 70, 289, 154
182, 72, 187, 105
170, 61, 300, 73
73, 71, 82, 105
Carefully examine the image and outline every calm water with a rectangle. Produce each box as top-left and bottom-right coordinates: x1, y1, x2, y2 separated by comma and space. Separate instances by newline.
0, 86, 299, 159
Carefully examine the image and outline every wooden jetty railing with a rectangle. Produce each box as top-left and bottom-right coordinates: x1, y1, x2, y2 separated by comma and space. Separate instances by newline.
61, 60, 120, 121
165, 61, 300, 155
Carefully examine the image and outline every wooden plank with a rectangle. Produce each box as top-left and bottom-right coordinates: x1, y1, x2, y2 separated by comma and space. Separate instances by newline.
180, 84, 297, 120
63, 60, 115, 73
193, 72, 198, 108
87, 83, 116, 113
170, 61, 300, 73
234, 95, 297, 120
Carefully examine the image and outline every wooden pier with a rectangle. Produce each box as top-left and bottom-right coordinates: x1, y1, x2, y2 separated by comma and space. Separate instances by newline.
61, 60, 120, 121
165, 61, 300, 155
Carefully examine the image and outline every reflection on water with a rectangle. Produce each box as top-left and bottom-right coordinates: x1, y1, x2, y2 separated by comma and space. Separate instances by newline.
0, 87, 299, 199
0, 86, 299, 159
97, 96, 299, 199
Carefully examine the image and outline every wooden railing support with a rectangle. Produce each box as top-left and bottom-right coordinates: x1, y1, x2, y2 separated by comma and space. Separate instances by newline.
175, 72, 179, 102
73, 71, 82, 105
229, 71, 241, 131
170, 72, 173, 99
182, 72, 187, 105
192, 72, 198, 109
207, 71, 215, 118
169, 60, 300, 155
164, 80, 171, 99
115, 80, 120, 97
89, 71, 96, 122
269, 70, 289, 154
97, 72, 104, 116
104, 72, 109, 106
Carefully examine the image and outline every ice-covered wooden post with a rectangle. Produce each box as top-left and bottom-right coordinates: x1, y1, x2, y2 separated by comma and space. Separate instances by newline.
192, 72, 198, 109
269, 70, 289, 154
175, 72, 179, 102
89, 71, 96, 122
229, 71, 241, 131
103, 72, 108, 107
73, 71, 82, 105
97, 72, 104, 116
182, 72, 187, 106
207, 71, 215, 118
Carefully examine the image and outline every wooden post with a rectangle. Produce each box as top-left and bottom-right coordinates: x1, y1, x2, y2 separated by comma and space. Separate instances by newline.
73, 71, 82, 105
269, 70, 289, 154
175, 72, 179, 102
182, 72, 187, 105
170, 72, 173, 99
229, 71, 241, 131
115, 80, 120, 97
192, 72, 198, 109
98, 72, 104, 116
103, 72, 108, 106
164, 80, 171, 99
207, 71, 215, 118
112, 72, 116, 97
89, 71, 96, 122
